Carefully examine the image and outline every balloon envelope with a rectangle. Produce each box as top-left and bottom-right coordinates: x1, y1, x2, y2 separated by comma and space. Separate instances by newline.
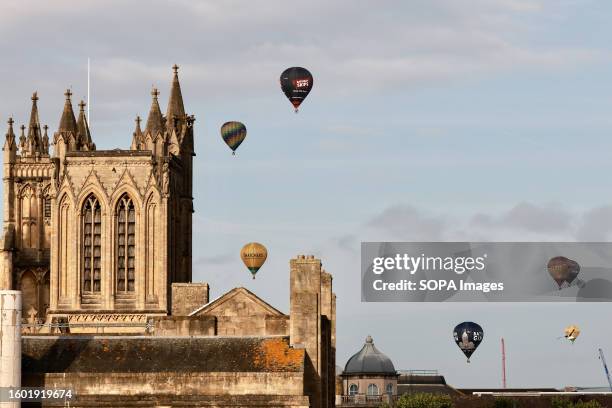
564, 325, 580, 343
240, 242, 268, 279
453, 322, 484, 362
221, 121, 247, 154
280, 67, 313, 112
547, 256, 580, 289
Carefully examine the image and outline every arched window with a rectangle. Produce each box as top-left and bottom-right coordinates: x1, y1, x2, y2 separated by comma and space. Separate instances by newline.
116, 194, 135, 292
348, 384, 358, 396
82, 194, 101, 292
367, 384, 379, 396
386, 383, 393, 395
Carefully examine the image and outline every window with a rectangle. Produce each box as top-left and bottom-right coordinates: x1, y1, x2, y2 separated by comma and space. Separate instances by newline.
116, 194, 135, 292
386, 383, 393, 395
44, 197, 51, 218
367, 384, 379, 396
349, 384, 358, 396
82, 194, 101, 292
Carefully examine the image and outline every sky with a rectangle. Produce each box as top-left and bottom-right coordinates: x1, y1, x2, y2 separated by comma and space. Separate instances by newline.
2, 0, 612, 389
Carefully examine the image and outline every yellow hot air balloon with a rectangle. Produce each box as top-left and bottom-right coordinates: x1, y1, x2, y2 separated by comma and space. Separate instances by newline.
240, 242, 267, 279
564, 325, 580, 343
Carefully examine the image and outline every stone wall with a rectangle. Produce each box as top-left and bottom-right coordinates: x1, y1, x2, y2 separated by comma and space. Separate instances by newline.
23, 394, 310, 407
154, 315, 216, 336
170, 282, 209, 316
22, 334, 309, 407
190, 287, 290, 337
289, 255, 337, 408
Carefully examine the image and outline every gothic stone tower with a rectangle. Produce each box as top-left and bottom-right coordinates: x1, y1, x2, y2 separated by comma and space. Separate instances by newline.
0, 66, 195, 330
1, 92, 53, 321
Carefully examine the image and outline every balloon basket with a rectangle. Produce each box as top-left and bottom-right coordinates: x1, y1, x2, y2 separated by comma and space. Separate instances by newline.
232, 151, 236, 156
294, 108, 299, 114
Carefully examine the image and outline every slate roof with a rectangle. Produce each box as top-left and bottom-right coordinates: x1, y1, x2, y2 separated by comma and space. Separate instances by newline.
22, 335, 304, 373
343, 335, 396, 375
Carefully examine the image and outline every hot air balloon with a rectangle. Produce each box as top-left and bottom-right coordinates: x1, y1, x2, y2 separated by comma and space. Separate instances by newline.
280, 67, 313, 113
564, 325, 580, 344
240, 242, 268, 279
548, 256, 580, 290
221, 121, 247, 155
453, 322, 484, 363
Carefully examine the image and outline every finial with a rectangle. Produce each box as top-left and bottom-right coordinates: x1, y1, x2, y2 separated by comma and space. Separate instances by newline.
79, 100, 86, 112
151, 88, 160, 99
136, 116, 141, 126
32, 92, 39, 102
366, 335, 373, 344
172, 64, 179, 75
8, 117, 14, 128
43, 125, 48, 133
20, 125, 25, 134
64, 89, 72, 100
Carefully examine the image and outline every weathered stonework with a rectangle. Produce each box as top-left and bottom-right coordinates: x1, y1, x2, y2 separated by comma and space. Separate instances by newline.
171, 282, 209, 316
1, 67, 337, 407
1, 70, 194, 324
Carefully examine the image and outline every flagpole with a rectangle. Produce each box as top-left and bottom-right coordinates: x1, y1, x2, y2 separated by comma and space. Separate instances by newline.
87, 58, 91, 127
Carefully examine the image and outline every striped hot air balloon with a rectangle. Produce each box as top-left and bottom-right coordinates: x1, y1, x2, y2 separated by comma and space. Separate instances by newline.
221, 121, 247, 155
240, 242, 268, 279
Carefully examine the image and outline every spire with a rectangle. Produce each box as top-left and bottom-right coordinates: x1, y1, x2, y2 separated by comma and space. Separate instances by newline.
58, 89, 78, 134
131, 116, 143, 150
145, 88, 164, 137
166, 64, 186, 129
42, 125, 49, 154
77, 100, 94, 150
3, 117, 16, 151
25, 92, 44, 156
17, 125, 26, 154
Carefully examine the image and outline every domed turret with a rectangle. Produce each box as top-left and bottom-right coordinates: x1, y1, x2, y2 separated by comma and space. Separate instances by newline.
344, 335, 396, 375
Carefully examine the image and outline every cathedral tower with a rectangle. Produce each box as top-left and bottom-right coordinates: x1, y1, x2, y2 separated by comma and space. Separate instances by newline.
1, 66, 195, 330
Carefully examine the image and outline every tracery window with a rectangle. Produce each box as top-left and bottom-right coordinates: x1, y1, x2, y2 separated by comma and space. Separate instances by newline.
367, 384, 379, 396
349, 384, 358, 396
116, 194, 135, 292
82, 194, 101, 292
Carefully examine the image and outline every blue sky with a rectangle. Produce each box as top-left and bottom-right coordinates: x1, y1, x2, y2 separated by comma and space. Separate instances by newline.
2, 0, 612, 388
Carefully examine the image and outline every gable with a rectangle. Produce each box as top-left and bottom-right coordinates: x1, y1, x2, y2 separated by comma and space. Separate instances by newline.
189, 287, 285, 318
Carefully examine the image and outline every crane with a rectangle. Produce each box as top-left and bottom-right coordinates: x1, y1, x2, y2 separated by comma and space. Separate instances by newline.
501, 338, 507, 389
598, 348, 612, 392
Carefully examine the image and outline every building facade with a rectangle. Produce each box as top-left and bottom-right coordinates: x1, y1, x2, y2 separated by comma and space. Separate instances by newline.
1, 65, 193, 327
0, 67, 336, 407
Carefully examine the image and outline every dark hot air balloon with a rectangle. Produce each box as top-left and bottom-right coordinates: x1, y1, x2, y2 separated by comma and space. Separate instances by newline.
280, 67, 313, 113
240, 242, 268, 279
547, 256, 580, 290
221, 121, 247, 155
453, 322, 484, 363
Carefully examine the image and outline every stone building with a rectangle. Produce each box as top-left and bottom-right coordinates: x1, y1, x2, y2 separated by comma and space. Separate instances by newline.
1, 65, 193, 324
339, 336, 398, 406
0, 66, 336, 407
337, 337, 461, 406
